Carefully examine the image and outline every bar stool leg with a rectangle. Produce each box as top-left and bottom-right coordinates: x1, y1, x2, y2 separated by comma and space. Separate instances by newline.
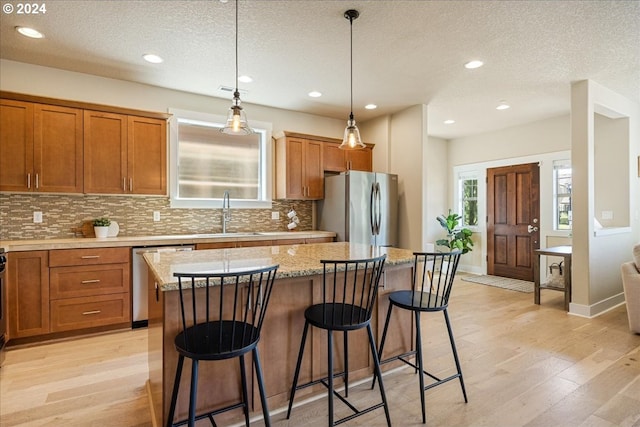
166, 354, 185, 427
189, 359, 199, 427
343, 331, 349, 398
328, 329, 334, 426
443, 309, 467, 402
372, 302, 394, 390
239, 355, 250, 427
287, 321, 310, 419
415, 311, 426, 424
367, 323, 392, 427
253, 347, 271, 427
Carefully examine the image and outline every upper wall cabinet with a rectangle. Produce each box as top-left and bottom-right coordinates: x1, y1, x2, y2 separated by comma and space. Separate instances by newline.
275, 131, 374, 200
0, 92, 169, 196
275, 135, 324, 200
84, 113, 167, 195
323, 142, 372, 173
0, 100, 83, 193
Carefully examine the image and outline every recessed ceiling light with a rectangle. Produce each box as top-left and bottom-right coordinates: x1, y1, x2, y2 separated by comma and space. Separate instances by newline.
238, 75, 253, 83
496, 102, 510, 110
444, 119, 456, 124
308, 91, 322, 98
16, 27, 44, 39
464, 60, 484, 69
143, 54, 163, 64
365, 104, 377, 110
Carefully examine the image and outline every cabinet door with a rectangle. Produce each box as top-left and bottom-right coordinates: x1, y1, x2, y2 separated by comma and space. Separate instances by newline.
0, 99, 34, 191
84, 111, 128, 194
7, 251, 50, 338
323, 142, 346, 172
347, 147, 372, 172
285, 138, 306, 199
35, 104, 84, 193
128, 116, 167, 195
304, 139, 324, 199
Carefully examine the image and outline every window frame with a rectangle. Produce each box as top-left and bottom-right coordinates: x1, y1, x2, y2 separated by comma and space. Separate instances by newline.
168, 108, 273, 209
553, 159, 572, 231
456, 171, 481, 230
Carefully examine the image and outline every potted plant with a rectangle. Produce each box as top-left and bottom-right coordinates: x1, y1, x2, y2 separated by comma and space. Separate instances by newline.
93, 217, 111, 238
436, 210, 474, 254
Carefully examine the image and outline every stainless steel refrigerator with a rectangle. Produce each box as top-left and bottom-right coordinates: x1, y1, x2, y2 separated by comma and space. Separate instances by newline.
319, 171, 398, 247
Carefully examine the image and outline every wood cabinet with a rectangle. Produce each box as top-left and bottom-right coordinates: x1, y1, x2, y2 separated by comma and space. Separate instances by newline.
7, 251, 50, 339
323, 142, 372, 172
48, 247, 130, 332
84, 112, 166, 195
0, 100, 83, 193
276, 135, 323, 200
1, 92, 169, 196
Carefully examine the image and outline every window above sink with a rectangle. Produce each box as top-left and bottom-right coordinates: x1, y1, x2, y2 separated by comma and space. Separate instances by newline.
168, 108, 273, 209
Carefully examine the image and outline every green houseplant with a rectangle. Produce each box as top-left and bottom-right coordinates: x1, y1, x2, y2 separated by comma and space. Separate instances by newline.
436, 210, 474, 254
93, 217, 111, 238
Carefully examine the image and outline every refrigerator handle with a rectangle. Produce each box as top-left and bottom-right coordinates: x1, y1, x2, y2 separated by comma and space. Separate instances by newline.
369, 183, 376, 236
375, 182, 381, 235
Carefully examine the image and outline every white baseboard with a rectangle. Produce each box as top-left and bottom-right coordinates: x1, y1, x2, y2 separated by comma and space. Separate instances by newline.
569, 292, 626, 318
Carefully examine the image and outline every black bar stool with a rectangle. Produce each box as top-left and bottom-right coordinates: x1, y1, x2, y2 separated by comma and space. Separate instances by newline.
374, 251, 467, 424
286, 254, 391, 427
166, 264, 279, 427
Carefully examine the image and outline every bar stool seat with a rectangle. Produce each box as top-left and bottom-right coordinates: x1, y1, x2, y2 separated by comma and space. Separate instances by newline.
286, 255, 391, 427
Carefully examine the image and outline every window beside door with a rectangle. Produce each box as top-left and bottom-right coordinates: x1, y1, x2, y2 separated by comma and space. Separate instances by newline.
553, 160, 572, 230
458, 174, 479, 227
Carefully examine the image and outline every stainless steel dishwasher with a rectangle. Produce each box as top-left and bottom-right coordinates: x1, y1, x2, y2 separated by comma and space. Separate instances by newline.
132, 245, 194, 328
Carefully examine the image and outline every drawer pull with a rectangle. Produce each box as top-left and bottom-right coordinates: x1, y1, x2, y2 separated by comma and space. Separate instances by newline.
82, 310, 101, 315
81, 255, 100, 259
81, 279, 100, 284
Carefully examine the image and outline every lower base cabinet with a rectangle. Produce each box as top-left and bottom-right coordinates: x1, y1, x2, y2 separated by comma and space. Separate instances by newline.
7, 247, 131, 343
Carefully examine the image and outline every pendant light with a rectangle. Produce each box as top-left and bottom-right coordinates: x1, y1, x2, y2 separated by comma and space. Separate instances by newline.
339, 9, 366, 150
220, 0, 253, 135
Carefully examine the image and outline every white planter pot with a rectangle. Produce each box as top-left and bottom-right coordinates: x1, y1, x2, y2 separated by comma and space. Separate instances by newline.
94, 226, 109, 238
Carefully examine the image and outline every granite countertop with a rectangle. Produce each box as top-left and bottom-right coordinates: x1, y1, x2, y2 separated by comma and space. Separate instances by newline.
144, 242, 415, 291
0, 231, 335, 252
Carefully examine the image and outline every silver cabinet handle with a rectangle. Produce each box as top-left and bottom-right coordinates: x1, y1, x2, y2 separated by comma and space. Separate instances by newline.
129, 178, 133, 192
123, 177, 127, 192
27, 173, 31, 189
35, 173, 39, 189
81, 279, 100, 284
82, 310, 101, 315
81, 255, 100, 259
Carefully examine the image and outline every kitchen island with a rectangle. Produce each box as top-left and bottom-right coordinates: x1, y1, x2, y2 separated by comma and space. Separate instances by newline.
144, 242, 415, 426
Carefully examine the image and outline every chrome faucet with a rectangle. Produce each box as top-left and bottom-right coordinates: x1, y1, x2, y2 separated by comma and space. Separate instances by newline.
222, 190, 231, 233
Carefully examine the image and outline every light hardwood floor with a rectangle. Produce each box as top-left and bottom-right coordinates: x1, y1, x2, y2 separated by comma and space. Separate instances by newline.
1, 276, 639, 427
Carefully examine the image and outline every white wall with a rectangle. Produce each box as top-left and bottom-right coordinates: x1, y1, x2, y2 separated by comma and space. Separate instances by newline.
0, 59, 347, 139
570, 80, 640, 317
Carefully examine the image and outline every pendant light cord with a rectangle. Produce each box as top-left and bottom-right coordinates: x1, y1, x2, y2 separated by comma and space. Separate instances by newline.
234, 0, 239, 95
349, 13, 354, 119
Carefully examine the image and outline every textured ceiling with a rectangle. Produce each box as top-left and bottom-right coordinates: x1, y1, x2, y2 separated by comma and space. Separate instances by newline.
1, 0, 638, 139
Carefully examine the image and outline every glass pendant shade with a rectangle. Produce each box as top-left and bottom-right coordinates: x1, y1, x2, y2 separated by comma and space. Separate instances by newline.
340, 114, 365, 149
221, 92, 253, 135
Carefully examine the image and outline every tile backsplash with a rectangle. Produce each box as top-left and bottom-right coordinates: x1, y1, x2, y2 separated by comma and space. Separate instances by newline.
0, 194, 313, 240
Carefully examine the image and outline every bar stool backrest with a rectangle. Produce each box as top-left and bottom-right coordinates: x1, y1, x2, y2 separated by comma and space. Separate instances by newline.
319, 254, 387, 327
412, 251, 462, 310
173, 264, 279, 357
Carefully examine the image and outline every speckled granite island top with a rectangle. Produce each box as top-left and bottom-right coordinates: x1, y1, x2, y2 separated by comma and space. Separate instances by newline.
144, 242, 415, 291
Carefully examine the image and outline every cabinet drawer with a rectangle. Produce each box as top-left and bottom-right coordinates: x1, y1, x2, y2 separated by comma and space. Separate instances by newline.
305, 237, 334, 244
237, 240, 273, 248
49, 247, 129, 267
50, 293, 131, 332
50, 263, 130, 299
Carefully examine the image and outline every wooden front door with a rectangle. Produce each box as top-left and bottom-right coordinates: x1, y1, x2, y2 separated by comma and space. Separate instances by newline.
487, 163, 540, 281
